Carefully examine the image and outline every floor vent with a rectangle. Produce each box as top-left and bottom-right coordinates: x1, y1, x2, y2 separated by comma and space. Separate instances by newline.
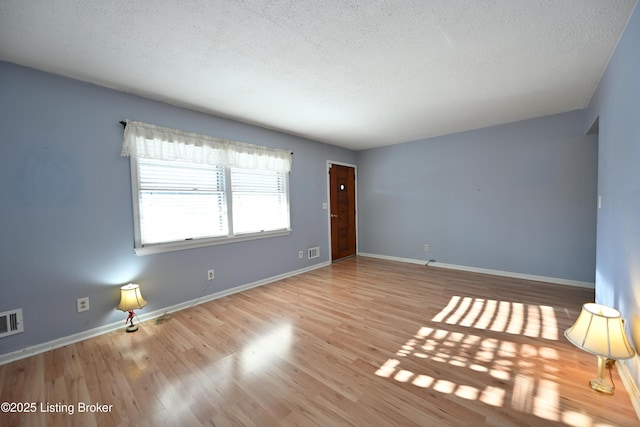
0, 309, 24, 338
308, 247, 320, 259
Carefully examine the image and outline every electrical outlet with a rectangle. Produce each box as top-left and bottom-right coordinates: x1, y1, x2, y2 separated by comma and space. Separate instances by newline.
207, 269, 214, 280
298, 251, 304, 259
77, 297, 90, 312
424, 244, 429, 252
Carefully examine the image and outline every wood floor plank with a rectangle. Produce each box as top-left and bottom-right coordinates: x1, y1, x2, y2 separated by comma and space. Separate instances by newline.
1, 257, 637, 426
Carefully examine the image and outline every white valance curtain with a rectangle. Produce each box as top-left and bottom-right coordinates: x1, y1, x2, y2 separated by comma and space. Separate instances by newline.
121, 120, 292, 172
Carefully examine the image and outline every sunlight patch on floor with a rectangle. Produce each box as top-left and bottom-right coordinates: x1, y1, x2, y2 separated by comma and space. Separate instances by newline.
431, 296, 558, 340
374, 296, 611, 426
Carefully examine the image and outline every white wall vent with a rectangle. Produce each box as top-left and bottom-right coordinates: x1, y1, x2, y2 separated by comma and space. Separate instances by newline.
0, 308, 24, 338
308, 247, 320, 259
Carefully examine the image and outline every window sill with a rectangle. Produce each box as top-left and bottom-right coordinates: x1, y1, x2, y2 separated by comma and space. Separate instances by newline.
133, 229, 292, 256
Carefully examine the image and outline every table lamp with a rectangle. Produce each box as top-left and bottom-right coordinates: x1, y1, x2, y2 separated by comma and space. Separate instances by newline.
564, 303, 635, 394
117, 283, 147, 332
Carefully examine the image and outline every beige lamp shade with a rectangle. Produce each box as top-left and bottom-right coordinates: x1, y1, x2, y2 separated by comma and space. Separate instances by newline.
565, 303, 635, 359
117, 283, 148, 312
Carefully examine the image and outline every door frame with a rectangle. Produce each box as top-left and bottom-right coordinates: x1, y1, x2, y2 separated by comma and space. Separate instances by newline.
326, 160, 358, 261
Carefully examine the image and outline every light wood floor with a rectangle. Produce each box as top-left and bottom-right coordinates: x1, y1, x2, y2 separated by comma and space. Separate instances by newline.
1, 257, 637, 426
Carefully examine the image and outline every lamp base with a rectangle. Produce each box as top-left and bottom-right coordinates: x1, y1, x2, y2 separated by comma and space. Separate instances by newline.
589, 377, 614, 395
589, 356, 615, 395
125, 324, 139, 333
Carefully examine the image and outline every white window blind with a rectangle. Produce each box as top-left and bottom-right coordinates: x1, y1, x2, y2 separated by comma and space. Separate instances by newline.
121, 120, 292, 254
231, 168, 289, 234
138, 159, 227, 244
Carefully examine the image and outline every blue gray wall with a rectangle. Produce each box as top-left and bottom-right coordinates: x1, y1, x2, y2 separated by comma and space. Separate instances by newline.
356, 110, 598, 283
586, 3, 640, 391
0, 61, 355, 355
6, 15, 638, 362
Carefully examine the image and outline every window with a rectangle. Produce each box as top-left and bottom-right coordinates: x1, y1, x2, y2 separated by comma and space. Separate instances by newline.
231, 168, 289, 234
121, 120, 291, 255
138, 159, 228, 244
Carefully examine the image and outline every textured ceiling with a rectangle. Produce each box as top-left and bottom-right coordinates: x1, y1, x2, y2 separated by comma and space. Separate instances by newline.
0, 1, 637, 150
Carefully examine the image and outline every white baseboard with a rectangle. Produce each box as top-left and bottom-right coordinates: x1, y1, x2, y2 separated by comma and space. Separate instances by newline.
0, 261, 330, 366
358, 252, 427, 266
358, 252, 595, 289
618, 359, 640, 421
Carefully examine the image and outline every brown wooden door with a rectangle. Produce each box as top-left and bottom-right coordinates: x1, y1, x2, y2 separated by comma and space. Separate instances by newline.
330, 164, 356, 261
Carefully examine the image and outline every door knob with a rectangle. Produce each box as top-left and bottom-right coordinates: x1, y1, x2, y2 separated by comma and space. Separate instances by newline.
330, 214, 338, 218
